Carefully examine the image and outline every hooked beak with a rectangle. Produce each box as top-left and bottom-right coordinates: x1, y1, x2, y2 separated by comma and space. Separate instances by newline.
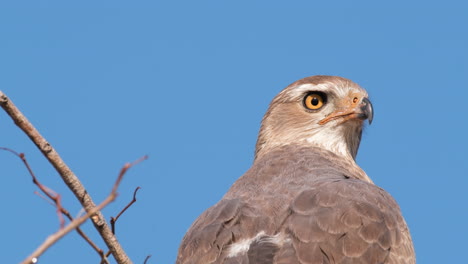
318, 96, 374, 125
361, 97, 373, 124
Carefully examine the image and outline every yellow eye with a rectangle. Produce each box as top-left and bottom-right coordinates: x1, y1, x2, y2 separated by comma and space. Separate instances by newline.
304, 93, 325, 110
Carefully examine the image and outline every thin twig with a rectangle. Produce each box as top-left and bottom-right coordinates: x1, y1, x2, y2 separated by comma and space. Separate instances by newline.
34, 194, 104, 256
1, 147, 105, 256
20, 156, 147, 264
105, 186, 142, 258
34, 191, 56, 207
62, 210, 104, 256
0, 91, 132, 263
21, 189, 114, 264
143, 255, 152, 264
111, 186, 142, 234
0, 147, 66, 227
100, 256, 111, 264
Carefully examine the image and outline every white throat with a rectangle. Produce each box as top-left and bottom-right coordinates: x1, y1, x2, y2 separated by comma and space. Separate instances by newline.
304, 124, 361, 161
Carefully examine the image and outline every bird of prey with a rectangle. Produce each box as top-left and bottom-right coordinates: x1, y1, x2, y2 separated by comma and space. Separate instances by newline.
177, 75, 415, 264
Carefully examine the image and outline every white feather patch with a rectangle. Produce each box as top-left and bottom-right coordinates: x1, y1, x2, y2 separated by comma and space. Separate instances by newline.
227, 231, 266, 258
227, 232, 288, 258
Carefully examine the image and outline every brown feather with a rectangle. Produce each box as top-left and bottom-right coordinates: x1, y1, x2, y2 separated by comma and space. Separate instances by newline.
176, 76, 415, 264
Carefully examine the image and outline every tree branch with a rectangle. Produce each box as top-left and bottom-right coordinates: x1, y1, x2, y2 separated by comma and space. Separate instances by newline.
0, 147, 67, 227
21, 156, 146, 264
1, 147, 104, 257
0, 91, 131, 263
111, 186, 141, 234
105, 186, 142, 258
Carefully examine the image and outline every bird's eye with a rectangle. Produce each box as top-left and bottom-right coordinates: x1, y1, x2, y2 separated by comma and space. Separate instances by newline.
304, 93, 326, 110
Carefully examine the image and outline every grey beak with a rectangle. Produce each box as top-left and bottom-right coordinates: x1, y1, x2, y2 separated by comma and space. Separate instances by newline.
361, 97, 374, 125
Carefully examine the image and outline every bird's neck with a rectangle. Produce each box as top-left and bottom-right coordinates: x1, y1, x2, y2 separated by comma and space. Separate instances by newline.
255, 123, 361, 161
254, 124, 372, 183
253, 143, 372, 184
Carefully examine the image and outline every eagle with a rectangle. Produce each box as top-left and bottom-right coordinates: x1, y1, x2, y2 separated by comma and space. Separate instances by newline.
177, 75, 415, 264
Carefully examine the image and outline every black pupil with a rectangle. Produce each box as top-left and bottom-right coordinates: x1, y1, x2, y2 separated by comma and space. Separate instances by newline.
311, 97, 319, 106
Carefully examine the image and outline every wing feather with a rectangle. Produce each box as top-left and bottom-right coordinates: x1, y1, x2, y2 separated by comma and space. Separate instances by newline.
177, 147, 415, 264
279, 179, 414, 264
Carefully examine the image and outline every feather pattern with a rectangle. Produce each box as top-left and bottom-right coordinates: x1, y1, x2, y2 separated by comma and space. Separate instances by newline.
176, 76, 415, 264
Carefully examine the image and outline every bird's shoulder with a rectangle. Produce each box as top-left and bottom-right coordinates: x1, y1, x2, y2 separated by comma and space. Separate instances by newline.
176, 197, 273, 264
280, 178, 414, 263
177, 147, 414, 264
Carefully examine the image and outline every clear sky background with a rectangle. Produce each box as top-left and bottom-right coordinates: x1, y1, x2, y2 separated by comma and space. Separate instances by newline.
1, 1, 467, 263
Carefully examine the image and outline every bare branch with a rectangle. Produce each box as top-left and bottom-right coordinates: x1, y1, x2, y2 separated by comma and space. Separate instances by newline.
62, 210, 104, 257
20, 156, 147, 264
100, 256, 111, 264
1, 147, 104, 256
1, 147, 65, 227
106, 186, 143, 258
0, 91, 132, 263
111, 186, 142, 234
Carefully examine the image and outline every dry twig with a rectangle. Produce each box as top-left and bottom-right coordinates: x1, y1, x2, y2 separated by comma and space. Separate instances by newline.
0, 90, 132, 263
20, 156, 148, 264
111, 186, 142, 234
0, 147, 66, 227
104, 186, 142, 258
0, 147, 104, 257
144, 255, 152, 264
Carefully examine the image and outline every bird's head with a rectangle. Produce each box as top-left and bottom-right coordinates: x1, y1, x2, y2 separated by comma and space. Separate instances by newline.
255, 75, 373, 162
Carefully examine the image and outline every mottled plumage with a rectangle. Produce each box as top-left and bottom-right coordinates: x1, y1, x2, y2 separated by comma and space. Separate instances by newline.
177, 76, 415, 264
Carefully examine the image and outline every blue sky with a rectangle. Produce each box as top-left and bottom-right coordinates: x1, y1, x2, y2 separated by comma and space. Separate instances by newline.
1, 1, 467, 263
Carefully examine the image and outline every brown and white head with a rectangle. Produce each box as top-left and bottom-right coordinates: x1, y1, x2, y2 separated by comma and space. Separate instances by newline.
255, 75, 373, 162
